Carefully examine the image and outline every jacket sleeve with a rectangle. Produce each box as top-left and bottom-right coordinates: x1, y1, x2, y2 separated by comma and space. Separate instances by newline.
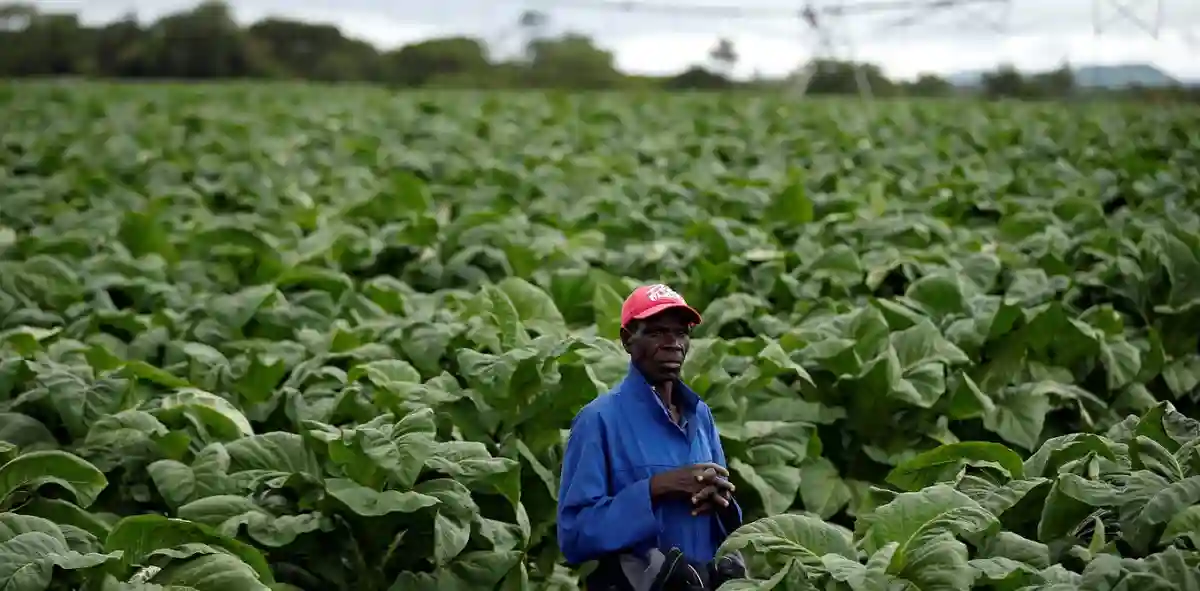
556, 407, 660, 565
705, 407, 743, 537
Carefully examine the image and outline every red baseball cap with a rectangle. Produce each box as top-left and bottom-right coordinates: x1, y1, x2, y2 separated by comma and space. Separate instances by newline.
620, 284, 702, 328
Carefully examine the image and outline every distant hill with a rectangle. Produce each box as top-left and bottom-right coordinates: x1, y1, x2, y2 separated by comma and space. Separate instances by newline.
947, 64, 1181, 89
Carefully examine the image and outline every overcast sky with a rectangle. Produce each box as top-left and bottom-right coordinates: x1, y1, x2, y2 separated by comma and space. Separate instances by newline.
35, 0, 1200, 81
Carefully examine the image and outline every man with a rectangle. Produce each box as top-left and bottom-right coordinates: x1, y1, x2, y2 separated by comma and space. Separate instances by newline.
557, 284, 746, 591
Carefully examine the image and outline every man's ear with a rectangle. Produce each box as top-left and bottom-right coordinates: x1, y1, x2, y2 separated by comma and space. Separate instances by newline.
619, 326, 633, 353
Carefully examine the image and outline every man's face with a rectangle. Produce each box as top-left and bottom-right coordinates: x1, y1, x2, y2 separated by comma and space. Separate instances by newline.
621, 308, 693, 384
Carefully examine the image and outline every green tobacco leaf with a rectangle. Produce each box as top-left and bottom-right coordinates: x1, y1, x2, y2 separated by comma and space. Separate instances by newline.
1131, 435, 1185, 480
233, 354, 288, 405
105, 514, 274, 584
389, 550, 523, 591
208, 284, 279, 333
0, 413, 57, 451
717, 513, 856, 567
147, 443, 233, 509
157, 388, 254, 441
496, 277, 567, 338
886, 442, 1025, 492
893, 531, 975, 591
224, 431, 322, 479
1148, 229, 1200, 315
415, 479, 477, 565
0, 326, 61, 356
177, 495, 324, 547
975, 530, 1051, 569
1023, 433, 1122, 478
425, 440, 520, 505
1098, 337, 1142, 391
16, 497, 113, 542
984, 384, 1055, 451
1036, 474, 1122, 543
756, 341, 815, 389
1159, 504, 1200, 545
1162, 355, 1200, 400
0, 450, 107, 508
0, 514, 122, 591
349, 359, 422, 387
717, 559, 808, 591
729, 457, 800, 517
591, 283, 624, 340
1136, 547, 1200, 589
766, 174, 814, 226
306, 408, 436, 490
856, 484, 998, 555
324, 478, 440, 516
120, 360, 190, 389
151, 551, 272, 591
904, 273, 969, 318
960, 477, 1050, 522
1135, 475, 1200, 527
797, 458, 852, 520
822, 543, 896, 591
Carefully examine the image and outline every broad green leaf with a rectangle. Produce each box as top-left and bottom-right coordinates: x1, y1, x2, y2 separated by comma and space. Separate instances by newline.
176, 495, 324, 547
105, 514, 274, 584
0, 523, 121, 590
718, 513, 856, 566
886, 441, 1025, 491
157, 389, 254, 441
797, 458, 851, 520
0, 450, 107, 508
324, 478, 440, 516
856, 484, 998, 555
151, 552, 272, 590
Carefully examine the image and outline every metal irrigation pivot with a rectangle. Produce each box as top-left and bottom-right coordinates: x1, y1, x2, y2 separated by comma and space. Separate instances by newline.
788, 0, 1012, 99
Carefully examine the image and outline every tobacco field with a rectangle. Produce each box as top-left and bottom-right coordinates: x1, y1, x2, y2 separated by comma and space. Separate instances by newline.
0, 81, 1198, 590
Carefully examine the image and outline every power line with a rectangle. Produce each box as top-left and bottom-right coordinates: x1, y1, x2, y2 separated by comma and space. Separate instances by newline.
1093, 0, 1163, 38
512, 0, 1016, 100
516, 0, 1007, 21
506, 0, 1190, 96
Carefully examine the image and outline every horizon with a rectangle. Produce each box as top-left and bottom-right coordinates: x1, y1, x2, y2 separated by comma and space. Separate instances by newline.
32, 0, 1200, 82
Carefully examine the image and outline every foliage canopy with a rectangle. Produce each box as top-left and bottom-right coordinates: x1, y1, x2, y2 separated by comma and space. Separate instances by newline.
0, 82, 1198, 589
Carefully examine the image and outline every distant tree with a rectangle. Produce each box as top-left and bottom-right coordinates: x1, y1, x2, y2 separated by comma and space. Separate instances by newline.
0, 6, 89, 76
907, 73, 953, 96
137, 1, 274, 78
1028, 62, 1074, 98
525, 33, 622, 90
981, 63, 1025, 99
385, 37, 490, 87
664, 66, 732, 90
806, 59, 893, 96
247, 19, 356, 80
708, 37, 737, 78
91, 14, 148, 77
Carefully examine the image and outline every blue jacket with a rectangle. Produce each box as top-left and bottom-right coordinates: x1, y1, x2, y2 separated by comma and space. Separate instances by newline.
556, 363, 742, 566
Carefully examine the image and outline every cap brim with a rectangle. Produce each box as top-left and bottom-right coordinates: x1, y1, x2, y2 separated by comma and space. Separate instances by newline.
626, 302, 702, 327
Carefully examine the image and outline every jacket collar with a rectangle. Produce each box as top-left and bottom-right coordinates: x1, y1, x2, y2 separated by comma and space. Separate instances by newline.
620, 361, 701, 417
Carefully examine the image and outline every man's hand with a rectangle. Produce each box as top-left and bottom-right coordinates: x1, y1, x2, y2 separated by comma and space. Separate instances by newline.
649, 463, 735, 502
690, 479, 734, 516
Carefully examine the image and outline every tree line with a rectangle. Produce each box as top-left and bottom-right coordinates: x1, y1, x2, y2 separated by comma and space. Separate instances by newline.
1, 0, 1196, 102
